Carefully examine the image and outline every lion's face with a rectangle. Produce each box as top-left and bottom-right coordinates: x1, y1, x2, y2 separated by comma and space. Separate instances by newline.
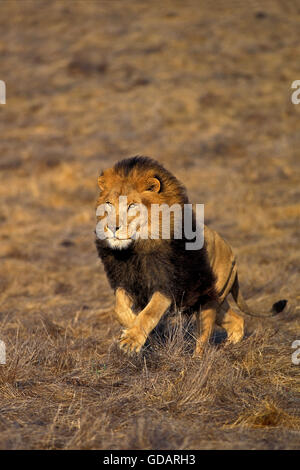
96, 167, 162, 250
96, 157, 188, 250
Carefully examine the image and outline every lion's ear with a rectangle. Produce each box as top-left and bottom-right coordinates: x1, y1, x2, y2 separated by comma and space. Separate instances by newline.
98, 176, 105, 191
144, 176, 161, 193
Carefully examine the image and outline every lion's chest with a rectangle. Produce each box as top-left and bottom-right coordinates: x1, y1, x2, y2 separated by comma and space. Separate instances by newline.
97, 240, 216, 312
103, 250, 175, 311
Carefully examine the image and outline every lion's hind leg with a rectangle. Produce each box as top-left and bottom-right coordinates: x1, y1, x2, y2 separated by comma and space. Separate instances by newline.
193, 300, 218, 358
216, 299, 244, 344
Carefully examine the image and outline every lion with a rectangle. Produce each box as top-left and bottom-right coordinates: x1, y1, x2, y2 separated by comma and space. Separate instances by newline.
95, 156, 287, 357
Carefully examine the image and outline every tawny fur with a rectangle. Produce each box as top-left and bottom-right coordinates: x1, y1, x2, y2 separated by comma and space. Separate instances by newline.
96, 156, 287, 356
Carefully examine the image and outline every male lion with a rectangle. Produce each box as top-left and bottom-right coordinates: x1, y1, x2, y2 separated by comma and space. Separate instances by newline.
95, 156, 287, 357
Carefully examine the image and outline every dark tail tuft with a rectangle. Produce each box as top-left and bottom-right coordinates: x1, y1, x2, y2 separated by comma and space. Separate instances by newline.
272, 299, 287, 315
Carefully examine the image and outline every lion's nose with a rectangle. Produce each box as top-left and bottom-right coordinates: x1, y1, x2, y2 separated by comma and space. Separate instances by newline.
108, 224, 120, 235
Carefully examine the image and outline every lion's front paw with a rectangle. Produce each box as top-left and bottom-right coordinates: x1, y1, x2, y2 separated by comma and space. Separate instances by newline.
119, 327, 147, 355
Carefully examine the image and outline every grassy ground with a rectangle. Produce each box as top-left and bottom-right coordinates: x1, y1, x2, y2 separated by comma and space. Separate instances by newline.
0, 0, 299, 449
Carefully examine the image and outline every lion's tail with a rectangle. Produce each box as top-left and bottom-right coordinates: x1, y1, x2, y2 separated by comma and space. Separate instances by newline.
231, 274, 287, 318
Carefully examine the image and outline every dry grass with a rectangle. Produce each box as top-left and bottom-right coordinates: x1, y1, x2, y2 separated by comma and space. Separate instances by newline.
0, 0, 299, 449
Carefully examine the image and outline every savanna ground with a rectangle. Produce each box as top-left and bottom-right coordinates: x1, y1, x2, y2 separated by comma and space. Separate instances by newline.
0, 0, 299, 450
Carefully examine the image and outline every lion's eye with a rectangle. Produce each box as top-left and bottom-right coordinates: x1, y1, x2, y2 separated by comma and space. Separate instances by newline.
128, 203, 137, 210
